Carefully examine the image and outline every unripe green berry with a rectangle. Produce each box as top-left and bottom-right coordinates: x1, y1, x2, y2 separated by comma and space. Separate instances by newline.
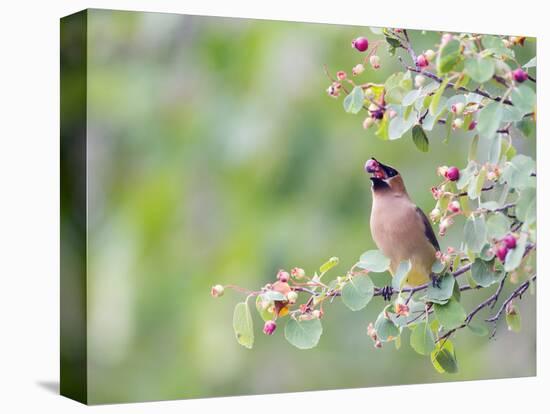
452, 118, 464, 129
287, 291, 298, 304
424, 49, 436, 61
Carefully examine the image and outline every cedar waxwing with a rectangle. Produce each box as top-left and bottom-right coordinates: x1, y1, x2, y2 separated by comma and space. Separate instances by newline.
365, 158, 440, 288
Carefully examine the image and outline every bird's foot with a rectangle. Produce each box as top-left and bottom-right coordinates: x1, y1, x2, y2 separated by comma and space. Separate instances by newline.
430, 273, 441, 288
380, 285, 394, 301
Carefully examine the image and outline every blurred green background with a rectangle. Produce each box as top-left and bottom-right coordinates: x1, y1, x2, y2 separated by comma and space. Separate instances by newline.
82, 9, 535, 404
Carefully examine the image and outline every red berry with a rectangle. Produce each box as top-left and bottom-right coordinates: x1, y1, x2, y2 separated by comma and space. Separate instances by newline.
468, 121, 477, 131
503, 234, 517, 249
446, 166, 460, 181
416, 54, 429, 68
365, 159, 380, 173
371, 108, 385, 119
263, 320, 277, 336
512, 68, 528, 83
496, 245, 509, 262
352, 37, 369, 52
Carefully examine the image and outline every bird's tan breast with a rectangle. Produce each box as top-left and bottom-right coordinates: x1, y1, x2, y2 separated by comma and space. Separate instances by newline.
370, 194, 436, 277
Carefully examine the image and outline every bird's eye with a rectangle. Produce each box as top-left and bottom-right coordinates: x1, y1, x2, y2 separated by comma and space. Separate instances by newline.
386, 167, 398, 177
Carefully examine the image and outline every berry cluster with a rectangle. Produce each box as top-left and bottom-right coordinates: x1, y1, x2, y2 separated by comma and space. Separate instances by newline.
496, 234, 518, 262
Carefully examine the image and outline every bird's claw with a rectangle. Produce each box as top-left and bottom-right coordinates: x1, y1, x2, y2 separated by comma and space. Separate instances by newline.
380, 285, 394, 301
430, 273, 441, 288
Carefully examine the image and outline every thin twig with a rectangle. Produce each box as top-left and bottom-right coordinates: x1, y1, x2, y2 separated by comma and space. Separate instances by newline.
390, 31, 514, 106
436, 244, 535, 342
457, 185, 494, 197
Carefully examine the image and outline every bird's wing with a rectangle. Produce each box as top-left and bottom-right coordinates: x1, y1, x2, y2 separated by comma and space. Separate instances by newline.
415, 207, 440, 252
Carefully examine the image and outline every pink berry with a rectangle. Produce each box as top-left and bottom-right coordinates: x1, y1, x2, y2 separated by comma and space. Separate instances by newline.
446, 166, 460, 181
512, 68, 528, 83
468, 121, 477, 131
352, 37, 369, 52
448, 200, 461, 213
503, 234, 517, 249
365, 159, 380, 173
263, 320, 277, 336
416, 54, 429, 68
496, 245, 509, 262
277, 270, 290, 283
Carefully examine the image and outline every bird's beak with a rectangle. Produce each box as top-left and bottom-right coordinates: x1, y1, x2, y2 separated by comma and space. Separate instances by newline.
365, 158, 398, 181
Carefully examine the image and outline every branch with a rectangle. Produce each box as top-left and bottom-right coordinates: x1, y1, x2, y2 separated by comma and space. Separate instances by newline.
391, 31, 514, 106
486, 274, 536, 338
457, 185, 494, 197
436, 275, 508, 343
436, 243, 535, 342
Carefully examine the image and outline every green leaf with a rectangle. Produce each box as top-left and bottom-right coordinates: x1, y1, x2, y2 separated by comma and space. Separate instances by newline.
261, 290, 287, 302
506, 304, 521, 333
431, 339, 459, 374
429, 78, 449, 116
469, 135, 479, 162
341, 275, 375, 311
487, 213, 512, 240
431, 259, 446, 274
516, 187, 536, 225
375, 115, 389, 140
402, 89, 422, 106
386, 36, 401, 49
389, 113, 416, 140
465, 56, 495, 83
319, 256, 339, 273
467, 321, 489, 336
343, 86, 365, 114
411, 124, 429, 152
523, 56, 536, 69
284, 318, 323, 350
392, 260, 412, 290
452, 280, 461, 302
505, 142, 517, 161
500, 154, 536, 189
256, 296, 274, 322
456, 161, 477, 190
467, 167, 487, 200
357, 250, 391, 273
374, 312, 400, 342
504, 233, 528, 272
434, 298, 467, 330
437, 39, 462, 74
233, 302, 254, 349
511, 85, 537, 114
511, 85, 536, 115
384, 72, 412, 104
471, 258, 502, 287
502, 105, 525, 122
488, 134, 502, 165
480, 201, 500, 211
410, 321, 435, 355
477, 102, 504, 139
482, 35, 514, 59
426, 272, 455, 304
464, 214, 487, 253
479, 243, 496, 261
516, 118, 535, 138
